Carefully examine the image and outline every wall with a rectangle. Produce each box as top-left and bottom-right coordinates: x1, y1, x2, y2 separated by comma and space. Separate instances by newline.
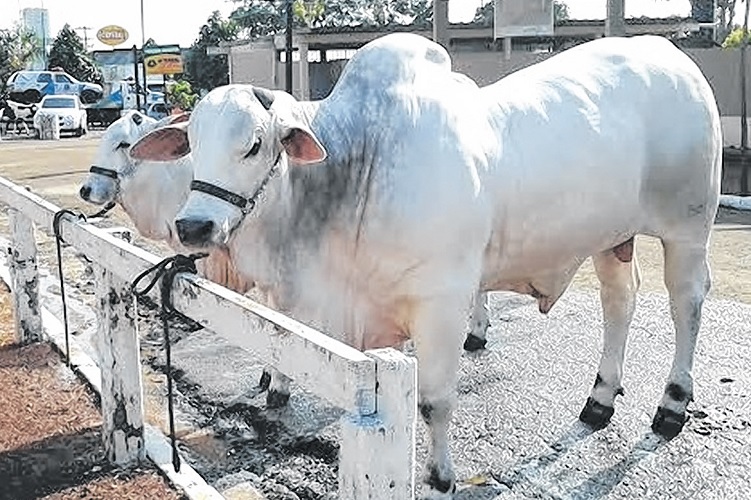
229, 43, 751, 147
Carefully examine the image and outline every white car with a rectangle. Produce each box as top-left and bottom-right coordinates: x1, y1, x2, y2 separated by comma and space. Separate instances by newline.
33, 95, 88, 137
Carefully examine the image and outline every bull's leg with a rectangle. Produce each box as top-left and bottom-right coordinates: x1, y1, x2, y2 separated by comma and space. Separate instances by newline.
414, 296, 470, 496
652, 238, 711, 439
580, 243, 641, 429
463, 291, 489, 352
264, 366, 291, 409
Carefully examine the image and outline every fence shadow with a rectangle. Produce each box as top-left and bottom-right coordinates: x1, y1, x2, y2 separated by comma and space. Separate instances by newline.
451, 421, 596, 498
563, 432, 665, 500
0, 425, 105, 499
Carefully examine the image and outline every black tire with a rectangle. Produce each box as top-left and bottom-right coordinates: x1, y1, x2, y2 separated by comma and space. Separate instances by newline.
21, 90, 41, 104
80, 90, 99, 104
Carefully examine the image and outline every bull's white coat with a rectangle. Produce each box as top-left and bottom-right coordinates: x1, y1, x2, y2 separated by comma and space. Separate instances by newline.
133, 34, 722, 495
79, 111, 251, 293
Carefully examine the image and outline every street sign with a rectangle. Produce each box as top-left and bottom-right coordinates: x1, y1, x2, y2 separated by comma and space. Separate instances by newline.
96, 25, 129, 46
143, 45, 183, 75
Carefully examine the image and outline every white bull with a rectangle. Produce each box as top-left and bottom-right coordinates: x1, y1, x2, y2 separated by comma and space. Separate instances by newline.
131, 34, 721, 496
78, 111, 252, 304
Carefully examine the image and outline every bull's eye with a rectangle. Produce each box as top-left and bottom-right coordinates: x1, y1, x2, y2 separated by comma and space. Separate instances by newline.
117, 141, 131, 150
244, 138, 262, 159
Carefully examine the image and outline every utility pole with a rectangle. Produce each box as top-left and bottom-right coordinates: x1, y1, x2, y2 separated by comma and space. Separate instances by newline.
741, 0, 750, 153
605, 0, 626, 37
285, 0, 293, 93
140, 0, 146, 46
76, 26, 92, 51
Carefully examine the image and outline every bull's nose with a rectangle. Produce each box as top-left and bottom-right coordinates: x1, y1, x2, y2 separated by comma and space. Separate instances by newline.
175, 218, 214, 246
79, 185, 91, 201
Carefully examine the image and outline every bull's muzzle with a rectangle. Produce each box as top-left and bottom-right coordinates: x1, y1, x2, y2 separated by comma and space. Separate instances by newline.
175, 218, 214, 247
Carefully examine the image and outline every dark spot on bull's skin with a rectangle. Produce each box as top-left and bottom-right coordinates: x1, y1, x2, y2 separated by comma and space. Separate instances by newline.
613, 237, 634, 263
427, 466, 455, 494
420, 402, 434, 424
666, 382, 689, 402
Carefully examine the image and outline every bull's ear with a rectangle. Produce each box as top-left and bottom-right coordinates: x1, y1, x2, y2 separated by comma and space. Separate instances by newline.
129, 123, 190, 162
167, 112, 190, 125
280, 126, 327, 165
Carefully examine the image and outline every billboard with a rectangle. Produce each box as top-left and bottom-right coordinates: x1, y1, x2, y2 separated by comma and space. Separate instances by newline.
143, 45, 184, 75
494, 0, 554, 39
97, 25, 129, 47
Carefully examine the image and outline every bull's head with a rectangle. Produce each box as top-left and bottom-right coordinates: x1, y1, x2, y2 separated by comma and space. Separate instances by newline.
79, 111, 188, 205
129, 85, 327, 249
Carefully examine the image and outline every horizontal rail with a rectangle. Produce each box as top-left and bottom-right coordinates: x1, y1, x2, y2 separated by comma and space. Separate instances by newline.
0, 176, 376, 415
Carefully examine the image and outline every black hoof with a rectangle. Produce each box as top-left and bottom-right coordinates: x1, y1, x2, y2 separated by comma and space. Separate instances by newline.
266, 389, 290, 409
258, 370, 272, 392
463, 333, 487, 352
579, 397, 614, 430
426, 466, 456, 495
651, 406, 686, 440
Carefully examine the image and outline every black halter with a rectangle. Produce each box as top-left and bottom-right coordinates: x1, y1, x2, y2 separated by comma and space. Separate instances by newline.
190, 152, 282, 216
89, 165, 119, 180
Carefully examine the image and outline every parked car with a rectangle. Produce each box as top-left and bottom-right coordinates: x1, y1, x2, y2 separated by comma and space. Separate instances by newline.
6, 70, 103, 105
146, 101, 169, 121
33, 95, 88, 137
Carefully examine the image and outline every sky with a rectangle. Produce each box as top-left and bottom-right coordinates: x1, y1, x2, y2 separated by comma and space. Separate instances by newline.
0, 0, 706, 51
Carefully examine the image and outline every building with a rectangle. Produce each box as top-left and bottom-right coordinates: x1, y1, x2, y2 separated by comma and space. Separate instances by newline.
21, 7, 50, 70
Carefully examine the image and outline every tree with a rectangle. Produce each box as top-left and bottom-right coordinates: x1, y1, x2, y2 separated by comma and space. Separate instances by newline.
186, 11, 240, 94
48, 24, 103, 85
166, 79, 199, 111
229, 0, 432, 37
0, 24, 42, 95
473, 0, 569, 27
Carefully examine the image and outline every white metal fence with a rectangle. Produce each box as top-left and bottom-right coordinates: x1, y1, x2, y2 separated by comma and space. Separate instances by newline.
0, 175, 418, 500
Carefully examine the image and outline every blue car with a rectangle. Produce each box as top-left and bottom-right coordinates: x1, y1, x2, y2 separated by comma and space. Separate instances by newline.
6, 70, 103, 105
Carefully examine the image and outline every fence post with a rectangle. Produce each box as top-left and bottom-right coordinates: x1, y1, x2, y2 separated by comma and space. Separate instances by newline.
339, 348, 417, 500
94, 259, 145, 464
7, 208, 42, 344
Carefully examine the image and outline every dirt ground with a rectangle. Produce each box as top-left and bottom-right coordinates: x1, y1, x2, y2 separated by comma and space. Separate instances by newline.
0, 282, 186, 499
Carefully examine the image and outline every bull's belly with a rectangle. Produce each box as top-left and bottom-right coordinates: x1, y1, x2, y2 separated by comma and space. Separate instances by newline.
480, 226, 638, 312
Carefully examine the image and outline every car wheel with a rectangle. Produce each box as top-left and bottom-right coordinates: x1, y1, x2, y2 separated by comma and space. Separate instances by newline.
22, 90, 41, 104
80, 90, 99, 104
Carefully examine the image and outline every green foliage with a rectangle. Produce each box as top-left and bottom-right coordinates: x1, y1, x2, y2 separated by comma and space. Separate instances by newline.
48, 24, 103, 85
186, 11, 240, 94
0, 24, 41, 95
167, 79, 199, 111
723, 27, 751, 49
229, 0, 433, 37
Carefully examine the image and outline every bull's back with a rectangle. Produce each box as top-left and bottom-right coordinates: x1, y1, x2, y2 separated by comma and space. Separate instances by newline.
486, 36, 720, 234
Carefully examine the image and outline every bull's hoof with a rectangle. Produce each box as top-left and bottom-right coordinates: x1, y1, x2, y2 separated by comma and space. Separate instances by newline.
579, 397, 614, 430
258, 370, 272, 392
463, 334, 487, 352
266, 389, 290, 409
651, 406, 687, 440
425, 466, 456, 495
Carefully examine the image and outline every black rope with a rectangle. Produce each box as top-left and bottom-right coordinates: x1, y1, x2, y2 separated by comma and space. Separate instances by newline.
52, 204, 116, 368
131, 253, 208, 472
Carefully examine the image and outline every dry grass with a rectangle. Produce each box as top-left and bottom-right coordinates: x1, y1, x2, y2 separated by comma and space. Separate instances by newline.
569, 208, 751, 304
0, 286, 185, 500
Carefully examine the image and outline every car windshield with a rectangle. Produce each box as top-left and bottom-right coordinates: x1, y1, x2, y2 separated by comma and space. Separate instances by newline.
42, 98, 76, 109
